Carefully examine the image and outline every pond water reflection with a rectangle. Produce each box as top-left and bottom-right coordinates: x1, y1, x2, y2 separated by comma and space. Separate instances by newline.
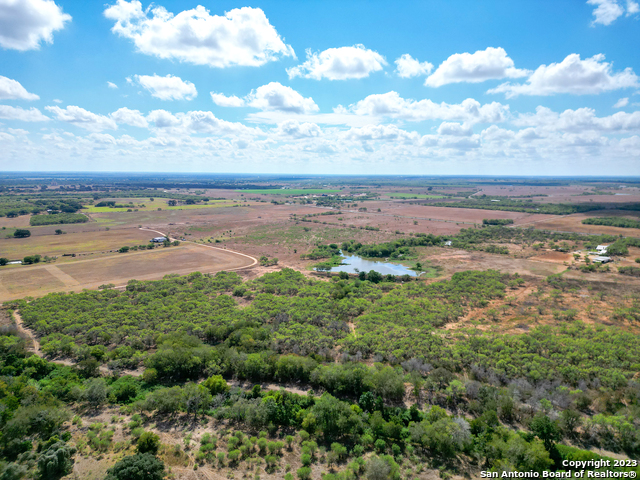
327, 254, 418, 277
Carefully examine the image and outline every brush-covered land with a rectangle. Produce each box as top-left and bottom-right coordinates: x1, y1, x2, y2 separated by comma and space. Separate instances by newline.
2, 266, 640, 479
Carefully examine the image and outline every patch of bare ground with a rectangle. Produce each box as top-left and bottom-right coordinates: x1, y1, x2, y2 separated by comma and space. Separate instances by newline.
530, 250, 574, 264
228, 379, 310, 396
419, 247, 566, 279
443, 275, 640, 336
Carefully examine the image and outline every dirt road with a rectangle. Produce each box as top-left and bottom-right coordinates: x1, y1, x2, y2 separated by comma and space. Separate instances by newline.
12, 310, 40, 355
138, 227, 258, 271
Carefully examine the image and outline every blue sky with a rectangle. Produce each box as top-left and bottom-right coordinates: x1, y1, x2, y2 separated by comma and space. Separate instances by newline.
0, 0, 639, 174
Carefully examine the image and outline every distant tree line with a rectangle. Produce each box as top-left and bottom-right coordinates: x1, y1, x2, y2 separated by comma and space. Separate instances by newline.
582, 217, 640, 229
30, 213, 88, 226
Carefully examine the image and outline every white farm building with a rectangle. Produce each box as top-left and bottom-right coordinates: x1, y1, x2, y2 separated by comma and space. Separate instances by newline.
151, 237, 167, 243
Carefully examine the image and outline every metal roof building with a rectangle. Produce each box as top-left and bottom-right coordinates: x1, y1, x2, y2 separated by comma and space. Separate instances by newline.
592, 256, 611, 263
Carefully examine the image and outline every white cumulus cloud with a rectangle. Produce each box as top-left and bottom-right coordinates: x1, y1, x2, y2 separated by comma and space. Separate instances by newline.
107, 81, 118, 89
211, 92, 245, 107
287, 45, 387, 80
0, 76, 39, 100
145, 108, 257, 137
45, 105, 117, 131
275, 120, 322, 138
180, 110, 253, 135
424, 47, 528, 87
147, 109, 180, 128
614, 97, 629, 108
437, 122, 473, 136
0, 105, 48, 121
346, 91, 509, 124
628, 0, 640, 14
588, 0, 624, 25
246, 82, 318, 114
513, 105, 640, 133
87, 133, 117, 145
489, 54, 638, 97
110, 107, 148, 127
394, 54, 433, 78
347, 124, 419, 143
0, 0, 71, 51
134, 74, 197, 101
103, 1, 294, 67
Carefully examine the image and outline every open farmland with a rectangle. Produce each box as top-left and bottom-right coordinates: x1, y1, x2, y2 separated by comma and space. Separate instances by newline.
0, 242, 254, 301
358, 202, 557, 225
466, 184, 640, 204
82, 197, 242, 213
473, 184, 593, 197
2, 175, 640, 480
87, 202, 319, 229
0, 226, 154, 259
519, 209, 640, 235
0, 214, 31, 228
537, 193, 640, 204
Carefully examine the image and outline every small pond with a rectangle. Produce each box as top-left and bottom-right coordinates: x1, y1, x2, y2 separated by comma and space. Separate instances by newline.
327, 253, 419, 277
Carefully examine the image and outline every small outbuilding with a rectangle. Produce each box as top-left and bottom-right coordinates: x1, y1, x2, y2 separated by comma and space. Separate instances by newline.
151, 237, 167, 243
592, 256, 611, 263
596, 245, 608, 253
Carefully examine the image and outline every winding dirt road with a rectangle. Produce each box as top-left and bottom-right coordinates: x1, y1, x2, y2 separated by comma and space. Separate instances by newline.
139, 227, 258, 271
103, 228, 259, 291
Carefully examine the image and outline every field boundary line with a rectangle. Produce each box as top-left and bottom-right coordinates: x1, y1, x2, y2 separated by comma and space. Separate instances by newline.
43, 264, 80, 287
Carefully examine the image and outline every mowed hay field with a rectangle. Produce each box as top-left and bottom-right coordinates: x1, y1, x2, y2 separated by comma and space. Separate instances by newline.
87, 202, 317, 228
0, 227, 155, 259
0, 243, 254, 301
0, 266, 66, 300
82, 197, 244, 213
0, 215, 31, 228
